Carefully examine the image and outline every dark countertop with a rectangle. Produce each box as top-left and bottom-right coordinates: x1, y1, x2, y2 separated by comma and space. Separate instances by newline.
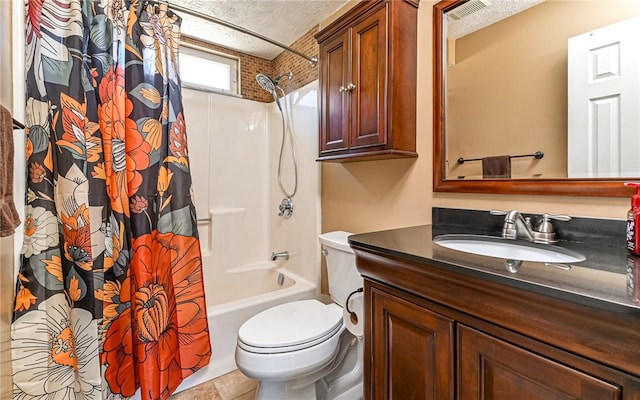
349, 223, 640, 316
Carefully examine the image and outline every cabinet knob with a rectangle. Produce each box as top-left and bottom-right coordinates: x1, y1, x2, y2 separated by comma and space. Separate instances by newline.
347, 83, 356, 91
339, 86, 348, 93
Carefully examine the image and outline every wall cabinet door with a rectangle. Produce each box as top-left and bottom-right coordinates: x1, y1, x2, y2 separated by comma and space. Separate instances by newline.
316, 0, 418, 162
319, 31, 349, 153
458, 325, 622, 400
349, 7, 386, 150
369, 286, 455, 400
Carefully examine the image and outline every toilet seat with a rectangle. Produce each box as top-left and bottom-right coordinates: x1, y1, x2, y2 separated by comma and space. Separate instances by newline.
238, 299, 343, 354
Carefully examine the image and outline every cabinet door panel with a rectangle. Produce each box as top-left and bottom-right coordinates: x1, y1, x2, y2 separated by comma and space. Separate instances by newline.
319, 32, 349, 154
370, 287, 454, 400
458, 325, 621, 400
350, 7, 387, 149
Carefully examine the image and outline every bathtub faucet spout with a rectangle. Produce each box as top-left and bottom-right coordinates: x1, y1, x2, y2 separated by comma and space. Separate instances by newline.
271, 251, 290, 261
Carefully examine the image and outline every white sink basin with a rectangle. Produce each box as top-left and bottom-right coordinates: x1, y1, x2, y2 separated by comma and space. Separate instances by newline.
433, 234, 586, 264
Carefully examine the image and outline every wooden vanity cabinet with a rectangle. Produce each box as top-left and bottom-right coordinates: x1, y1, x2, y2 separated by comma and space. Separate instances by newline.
315, 0, 419, 162
458, 324, 624, 400
356, 250, 640, 399
369, 285, 454, 399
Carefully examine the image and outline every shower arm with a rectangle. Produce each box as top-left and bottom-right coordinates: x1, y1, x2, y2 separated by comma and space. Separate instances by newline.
142, 1, 318, 67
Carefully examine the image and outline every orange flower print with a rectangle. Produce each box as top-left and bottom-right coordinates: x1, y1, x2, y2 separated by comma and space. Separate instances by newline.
14, 276, 37, 312
103, 232, 210, 400
123, 105, 152, 194
12, 294, 101, 399
91, 162, 106, 180
56, 92, 101, 162
169, 114, 187, 158
103, 311, 138, 397
29, 162, 46, 183
166, 113, 189, 168
99, 66, 131, 216
51, 325, 79, 371
99, 66, 151, 215
103, 278, 129, 326
123, 123, 152, 196
135, 283, 170, 342
25, 137, 33, 159
43, 255, 63, 282
61, 204, 93, 271
157, 166, 173, 197
130, 196, 149, 214
102, 281, 120, 306
67, 276, 82, 302
141, 118, 162, 151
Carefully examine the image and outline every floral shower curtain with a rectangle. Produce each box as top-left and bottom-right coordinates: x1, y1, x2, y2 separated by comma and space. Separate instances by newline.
11, 1, 211, 399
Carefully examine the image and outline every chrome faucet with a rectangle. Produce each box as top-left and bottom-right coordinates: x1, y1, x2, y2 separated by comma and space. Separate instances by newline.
490, 210, 571, 244
271, 251, 290, 261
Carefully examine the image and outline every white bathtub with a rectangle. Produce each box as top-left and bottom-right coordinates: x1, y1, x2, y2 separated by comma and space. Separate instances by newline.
173, 264, 317, 393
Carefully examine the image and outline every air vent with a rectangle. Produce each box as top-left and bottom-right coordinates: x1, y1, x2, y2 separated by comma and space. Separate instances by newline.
448, 0, 491, 20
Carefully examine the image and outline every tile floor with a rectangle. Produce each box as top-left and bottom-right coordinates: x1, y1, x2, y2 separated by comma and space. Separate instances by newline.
169, 370, 258, 400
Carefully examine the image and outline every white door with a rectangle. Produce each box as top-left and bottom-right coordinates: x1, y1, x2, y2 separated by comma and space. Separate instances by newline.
568, 16, 640, 178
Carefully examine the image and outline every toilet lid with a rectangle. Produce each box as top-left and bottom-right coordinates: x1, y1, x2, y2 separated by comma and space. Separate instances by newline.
238, 299, 343, 351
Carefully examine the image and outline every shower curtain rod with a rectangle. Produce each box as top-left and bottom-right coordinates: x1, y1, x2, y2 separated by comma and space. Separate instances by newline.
142, 0, 318, 67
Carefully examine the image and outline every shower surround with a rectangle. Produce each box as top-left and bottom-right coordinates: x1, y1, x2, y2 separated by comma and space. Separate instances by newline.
168, 81, 322, 394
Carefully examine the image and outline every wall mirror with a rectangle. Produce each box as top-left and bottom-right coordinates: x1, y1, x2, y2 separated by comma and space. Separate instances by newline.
433, 0, 640, 197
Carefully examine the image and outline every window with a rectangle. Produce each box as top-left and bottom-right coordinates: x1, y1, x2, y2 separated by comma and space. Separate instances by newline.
180, 45, 240, 95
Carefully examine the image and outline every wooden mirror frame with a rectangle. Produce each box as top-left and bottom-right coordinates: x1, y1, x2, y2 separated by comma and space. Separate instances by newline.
432, 0, 633, 197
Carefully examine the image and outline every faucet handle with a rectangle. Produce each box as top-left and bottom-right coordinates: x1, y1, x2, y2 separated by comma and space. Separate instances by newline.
543, 213, 572, 222
489, 209, 508, 216
537, 213, 571, 234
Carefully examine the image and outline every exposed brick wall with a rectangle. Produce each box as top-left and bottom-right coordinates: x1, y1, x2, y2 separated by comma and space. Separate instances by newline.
182, 25, 319, 103
272, 26, 320, 95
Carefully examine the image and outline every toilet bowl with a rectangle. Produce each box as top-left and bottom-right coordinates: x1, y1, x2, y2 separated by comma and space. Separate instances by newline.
235, 231, 363, 400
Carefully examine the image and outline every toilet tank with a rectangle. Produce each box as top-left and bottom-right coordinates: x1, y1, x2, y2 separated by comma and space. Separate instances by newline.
319, 231, 363, 307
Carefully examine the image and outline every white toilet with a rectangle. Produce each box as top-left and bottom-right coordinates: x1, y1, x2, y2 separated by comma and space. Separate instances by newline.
235, 231, 364, 400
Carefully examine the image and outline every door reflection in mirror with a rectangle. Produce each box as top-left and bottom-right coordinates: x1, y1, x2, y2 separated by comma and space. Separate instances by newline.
444, 1, 640, 180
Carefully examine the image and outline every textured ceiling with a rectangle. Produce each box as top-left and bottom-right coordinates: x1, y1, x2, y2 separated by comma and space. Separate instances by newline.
178, 0, 349, 59
447, 0, 544, 39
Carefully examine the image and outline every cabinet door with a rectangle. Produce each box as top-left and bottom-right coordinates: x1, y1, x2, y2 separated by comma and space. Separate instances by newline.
319, 31, 350, 155
370, 286, 454, 400
350, 6, 387, 150
458, 325, 622, 400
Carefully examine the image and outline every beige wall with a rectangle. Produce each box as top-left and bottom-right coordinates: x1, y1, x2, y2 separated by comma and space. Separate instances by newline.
321, 1, 629, 237
446, 1, 640, 179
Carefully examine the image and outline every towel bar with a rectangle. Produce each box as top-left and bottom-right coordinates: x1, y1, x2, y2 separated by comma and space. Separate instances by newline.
457, 151, 544, 165
12, 118, 25, 130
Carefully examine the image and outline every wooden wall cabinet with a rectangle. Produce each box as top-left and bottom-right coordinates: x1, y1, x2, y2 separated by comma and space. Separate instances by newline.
315, 0, 419, 162
354, 248, 640, 399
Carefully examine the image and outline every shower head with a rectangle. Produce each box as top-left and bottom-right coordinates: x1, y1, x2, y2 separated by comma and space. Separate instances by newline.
256, 72, 294, 94
256, 73, 277, 94
256, 73, 284, 111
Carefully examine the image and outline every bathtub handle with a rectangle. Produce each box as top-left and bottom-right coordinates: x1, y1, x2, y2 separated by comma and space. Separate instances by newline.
271, 251, 290, 261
